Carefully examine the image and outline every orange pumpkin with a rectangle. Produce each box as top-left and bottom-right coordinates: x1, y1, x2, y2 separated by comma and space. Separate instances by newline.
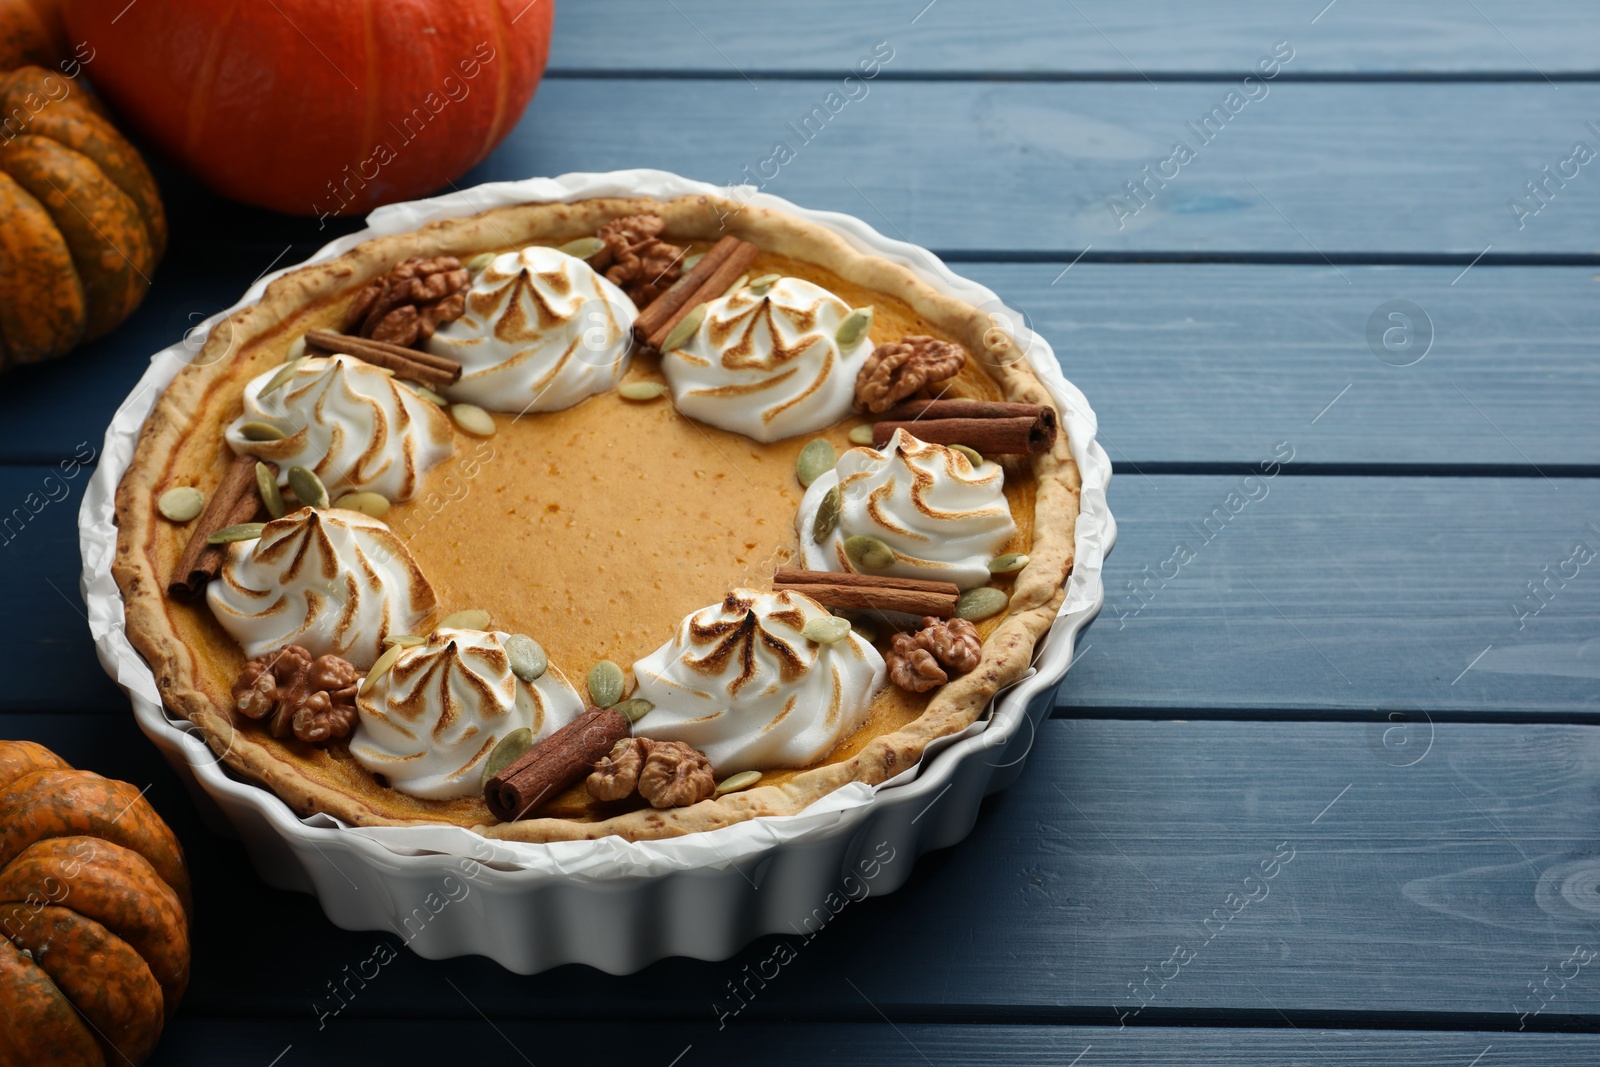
0, 0, 63, 70
62, 0, 555, 217
0, 62, 167, 370
0, 740, 190, 1066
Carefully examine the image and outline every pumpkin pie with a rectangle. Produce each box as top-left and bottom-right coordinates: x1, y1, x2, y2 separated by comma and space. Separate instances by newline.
112, 193, 1080, 843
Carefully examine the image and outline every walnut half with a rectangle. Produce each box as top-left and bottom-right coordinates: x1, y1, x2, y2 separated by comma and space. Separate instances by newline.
585, 737, 717, 809
586, 738, 649, 801
854, 335, 969, 413
886, 616, 983, 694
233, 646, 360, 744
343, 256, 470, 347
638, 741, 717, 809
594, 214, 685, 306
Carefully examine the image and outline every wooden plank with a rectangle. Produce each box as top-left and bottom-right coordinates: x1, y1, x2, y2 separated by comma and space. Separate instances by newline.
461, 80, 1600, 257
121, 80, 1600, 258
0, 467, 125, 711
6, 470, 1598, 717
1067, 475, 1600, 716
12, 713, 1600, 1025
6, 262, 1600, 470
550, 1, 1600, 77
143, 1019, 1592, 1066
965, 263, 1600, 469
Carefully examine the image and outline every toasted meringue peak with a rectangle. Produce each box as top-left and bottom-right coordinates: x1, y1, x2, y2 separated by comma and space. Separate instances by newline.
631, 588, 885, 773
207, 507, 437, 670
224, 354, 454, 504
349, 628, 584, 800
797, 428, 1017, 591
427, 245, 637, 413
661, 276, 873, 442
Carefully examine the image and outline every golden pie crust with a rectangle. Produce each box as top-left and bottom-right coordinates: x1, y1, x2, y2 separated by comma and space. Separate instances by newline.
113, 194, 1081, 843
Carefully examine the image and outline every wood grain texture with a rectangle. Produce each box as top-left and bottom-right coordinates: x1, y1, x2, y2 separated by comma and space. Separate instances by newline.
2, 5, 1593, 1053
6, 262, 1600, 470
963, 264, 1600, 469
455, 80, 1600, 256
9, 469, 1598, 717
1070, 474, 1600, 715
549, 1, 1600, 76
0, 465, 124, 712
131, 76, 1600, 258
11, 713, 1600, 1029
142, 1019, 1595, 1066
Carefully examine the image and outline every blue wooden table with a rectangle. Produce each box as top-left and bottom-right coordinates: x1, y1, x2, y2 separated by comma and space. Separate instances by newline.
6, 3, 1600, 1062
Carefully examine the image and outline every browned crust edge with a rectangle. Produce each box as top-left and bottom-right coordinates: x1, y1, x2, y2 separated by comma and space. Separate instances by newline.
112, 193, 1082, 843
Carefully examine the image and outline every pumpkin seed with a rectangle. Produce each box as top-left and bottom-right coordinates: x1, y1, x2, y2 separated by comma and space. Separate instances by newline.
286, 335, 308, 362
157, 486, 205, 523
238, 421, 286, 442
287, 465, 329, 509
587, 660, 625, 708
438, 608, 491, 631
383, 634, 425, 647
613, 697, 654, 724
618, 381, 669, 401
450, 403, 496, 437
504, 633, 548, 682
795, 438, 836, 487
848, 424, 876, 446
407, 382, 448, 406
681, 252, 704, 271
660, 304, 706, 353
721, 273, 750, 298
811, 485, 842, 544
465, 252, 496, 273
255, 462, 285, 519
332, 491, 391, 518
834, 306, 874, 349
844, 534, 894, 570
745, 273, 781, 294
206, 522, 265, 545
951, 444, 985, 467
360, 642, 406, 696
558, 236, 606, 260
954, 586, 1009, 621
714, 770, 762, 796
987, 552, 1030, 575
801, 616, 852, 644
259, 356, 306, 399
481, 727, 533, 786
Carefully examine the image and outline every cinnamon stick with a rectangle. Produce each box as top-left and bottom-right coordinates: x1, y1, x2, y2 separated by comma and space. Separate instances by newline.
303, 330, 462, 389
645, 239, 761, 350
484, 706, 630, 822
879, 399, 1058, 441
168, 454, 268, 599
775, 568, 958, 595
631, 235, 742, 344
773, 568, 959, 617
873, 415, 1053, 456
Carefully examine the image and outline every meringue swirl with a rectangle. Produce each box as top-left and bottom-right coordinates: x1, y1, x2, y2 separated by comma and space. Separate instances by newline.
224, 355, 454, 503
349, 628, 585, 800
632, 589, 885, 773
427, 245, 637, 413
661, 276, 874, 442
207, 507, 437, 670
797, 428, 1017, 591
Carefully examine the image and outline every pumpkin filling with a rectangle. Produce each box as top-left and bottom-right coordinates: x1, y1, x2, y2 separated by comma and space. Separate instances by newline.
114, 195, 1079, 843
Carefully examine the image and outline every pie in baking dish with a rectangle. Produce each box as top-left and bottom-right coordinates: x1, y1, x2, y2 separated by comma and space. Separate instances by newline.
112, 193, 1080, 842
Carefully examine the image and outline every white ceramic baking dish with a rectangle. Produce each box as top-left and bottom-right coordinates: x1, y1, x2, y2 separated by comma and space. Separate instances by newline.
79, 170, 1114, 975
